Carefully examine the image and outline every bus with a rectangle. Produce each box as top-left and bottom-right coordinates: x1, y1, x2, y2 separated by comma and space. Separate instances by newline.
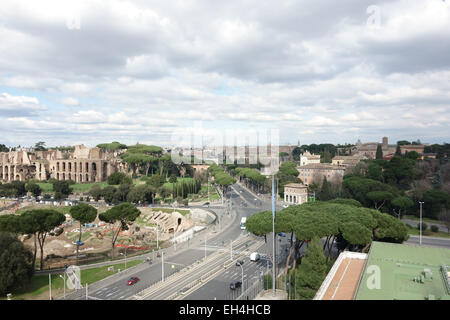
240, 217, 247, 230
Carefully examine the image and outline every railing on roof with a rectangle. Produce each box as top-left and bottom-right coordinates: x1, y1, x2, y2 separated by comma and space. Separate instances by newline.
441, 265, 450, 295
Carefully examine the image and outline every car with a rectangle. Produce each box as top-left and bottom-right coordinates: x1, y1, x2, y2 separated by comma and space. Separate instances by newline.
236, 260, 244, 266
250, 252, 260, 262
202, 202, 210, 207
277, 232, 286, 237
72, 240, 84, 246
127, 277, 140, 285
230, 281, 242, 290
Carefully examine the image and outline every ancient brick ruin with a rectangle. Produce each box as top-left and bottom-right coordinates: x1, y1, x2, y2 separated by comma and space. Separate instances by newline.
0, 145, 128, 182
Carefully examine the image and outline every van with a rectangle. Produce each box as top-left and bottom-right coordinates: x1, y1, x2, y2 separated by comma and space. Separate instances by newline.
250, 252, 260, 262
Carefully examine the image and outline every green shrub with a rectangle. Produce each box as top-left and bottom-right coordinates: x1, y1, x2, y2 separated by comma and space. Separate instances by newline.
417, 222, 428, 231
430, 225, 439, 233
263, 275, 272, 290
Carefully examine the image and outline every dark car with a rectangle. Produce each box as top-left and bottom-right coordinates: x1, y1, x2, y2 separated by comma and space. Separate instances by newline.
127, 277, 140, 285
230, 281, 242, 290
277, 232, 286, 237
236, 260, 244, 266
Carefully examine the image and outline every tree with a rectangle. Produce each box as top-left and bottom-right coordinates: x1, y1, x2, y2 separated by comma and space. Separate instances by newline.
317, 177, 333, 201
279, 162, 299, 177
52, 180, 72, 199
295, 237, 327, 300
127, 185, 155, 204
391, 196, 414, 219
169, 175, 178, 183
422, 189, 450, 219
0, 232, 33, 295
395, 144, 402, 156
367, 191, 394, 210
70, 204, 97, 264
99, 203, 140, 259
366, 163, 383, 182
26, 182, 42, 197
24, 209, 66, 270
0, 144, 9, 152
34, 141, 47, 151
439, 208, 450, 234
376, 144, 383, 159
89, 185, 103, 201
146, 174, 165, 188
107, 172, 132, 185
322, 149, 331, 163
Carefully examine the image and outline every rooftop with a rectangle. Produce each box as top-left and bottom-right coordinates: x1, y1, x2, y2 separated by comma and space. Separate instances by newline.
355, 241, 450, 300
297, 163, 345, 170
284, 183, 307, 188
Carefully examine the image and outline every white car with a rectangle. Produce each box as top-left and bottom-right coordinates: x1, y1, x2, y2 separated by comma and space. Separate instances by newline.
283, 204, 289, 208
250, 252, 260, 262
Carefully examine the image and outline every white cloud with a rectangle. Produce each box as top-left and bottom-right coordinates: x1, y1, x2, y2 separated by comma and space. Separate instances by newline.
0, 0, 449, 147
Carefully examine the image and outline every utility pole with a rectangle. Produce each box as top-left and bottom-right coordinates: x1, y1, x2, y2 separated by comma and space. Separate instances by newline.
59, 274, 66, 300
162, 251, 165, 282
230, 239, 233, 261
204, 234, 207, 260
86, 283, 88, 300
419, 201, 424, 245
49, 274, 52, 300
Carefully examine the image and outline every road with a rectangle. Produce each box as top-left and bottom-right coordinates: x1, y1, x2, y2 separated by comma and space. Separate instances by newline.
402, 218, 448, 233
405, 235, 450, 248
64, 181, 275, 300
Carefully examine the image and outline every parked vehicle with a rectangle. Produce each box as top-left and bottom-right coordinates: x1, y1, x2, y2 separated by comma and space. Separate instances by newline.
230, 281, 242, 290
236, 260, 244, 266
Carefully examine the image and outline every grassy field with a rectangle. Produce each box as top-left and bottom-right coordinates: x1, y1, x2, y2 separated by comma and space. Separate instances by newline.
4, 259, 142, 300
16, 205, 72, 215
37, 178, 143, 194
152, 207, 190, 216
162, 177, 196, 189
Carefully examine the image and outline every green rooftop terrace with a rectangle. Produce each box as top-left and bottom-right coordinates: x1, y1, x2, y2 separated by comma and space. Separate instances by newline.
355, 241, 450, 300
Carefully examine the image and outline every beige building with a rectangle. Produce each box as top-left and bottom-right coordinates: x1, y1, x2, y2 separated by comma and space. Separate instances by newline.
299, 151, 321, 166
400, 144, 425, 155
354, 137, 396, 159
332, 155, 366, 168
0, 145, 127, 183
297, 163, 345, 186
283, 183, 308, 205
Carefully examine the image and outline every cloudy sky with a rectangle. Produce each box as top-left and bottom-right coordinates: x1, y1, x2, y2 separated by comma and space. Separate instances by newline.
0, 0, 449, 148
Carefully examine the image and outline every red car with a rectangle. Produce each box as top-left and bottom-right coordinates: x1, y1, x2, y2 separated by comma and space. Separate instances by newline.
127, 277, 140, 285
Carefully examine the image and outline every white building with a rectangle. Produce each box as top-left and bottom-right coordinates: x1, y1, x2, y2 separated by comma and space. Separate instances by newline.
299, 151, 321, 166
284, 183, 308, 205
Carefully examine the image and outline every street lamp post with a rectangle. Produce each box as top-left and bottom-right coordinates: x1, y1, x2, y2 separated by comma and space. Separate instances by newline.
59, 274, 66, 300
162, 251, 165, 282
237, 262, 244, 293
49, 274, 52, 300
419, 201, 424, 245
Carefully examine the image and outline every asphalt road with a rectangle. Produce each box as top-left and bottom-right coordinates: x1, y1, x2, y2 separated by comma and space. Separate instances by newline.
405, 235, 450, 248
77, 182, 272, 300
